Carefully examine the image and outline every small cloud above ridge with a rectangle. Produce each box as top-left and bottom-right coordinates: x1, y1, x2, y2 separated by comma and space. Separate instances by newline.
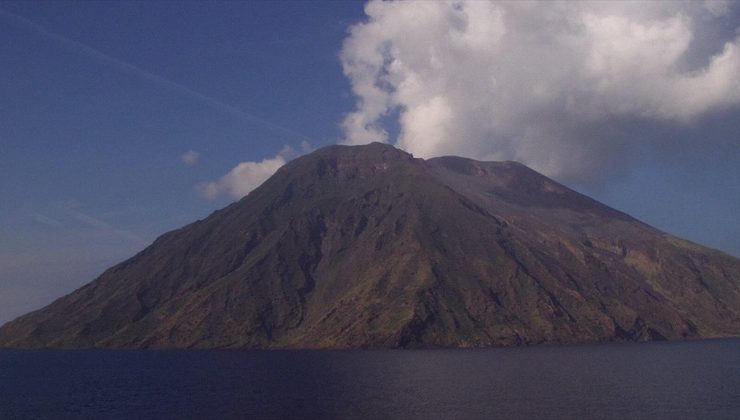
180, 150, 200, 165
197, 142, 313, 200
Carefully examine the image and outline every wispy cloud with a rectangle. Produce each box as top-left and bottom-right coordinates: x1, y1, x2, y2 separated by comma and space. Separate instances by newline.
31, 213, 64, 229
180, 150, 200, 165
64, 205, 144, 243
3, 205, 153, 323
0, 9, 312, 143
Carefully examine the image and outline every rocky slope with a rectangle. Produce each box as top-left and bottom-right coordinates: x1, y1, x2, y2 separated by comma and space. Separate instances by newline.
1, 143, 739, 348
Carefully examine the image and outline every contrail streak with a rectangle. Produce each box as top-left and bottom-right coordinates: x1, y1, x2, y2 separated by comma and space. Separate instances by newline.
64, 205, 145, 244
0, 9, 312, 142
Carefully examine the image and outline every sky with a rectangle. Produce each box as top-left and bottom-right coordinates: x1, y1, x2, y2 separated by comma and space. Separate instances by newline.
1, 0, 739, 325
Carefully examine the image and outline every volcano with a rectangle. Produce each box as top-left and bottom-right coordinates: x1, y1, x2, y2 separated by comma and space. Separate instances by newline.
1, 143, 739, 349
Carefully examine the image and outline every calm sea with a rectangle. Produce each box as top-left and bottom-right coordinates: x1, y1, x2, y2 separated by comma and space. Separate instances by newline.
1, 339, 740, 419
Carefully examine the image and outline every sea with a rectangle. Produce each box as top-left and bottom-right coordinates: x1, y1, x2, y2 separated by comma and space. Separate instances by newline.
1, 339, 740, 419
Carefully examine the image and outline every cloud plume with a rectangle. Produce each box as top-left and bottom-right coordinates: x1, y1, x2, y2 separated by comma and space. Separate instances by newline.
340, 0, 740, 182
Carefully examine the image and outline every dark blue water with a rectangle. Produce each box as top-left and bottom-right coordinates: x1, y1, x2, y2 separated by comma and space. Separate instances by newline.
2, 339, 740, 419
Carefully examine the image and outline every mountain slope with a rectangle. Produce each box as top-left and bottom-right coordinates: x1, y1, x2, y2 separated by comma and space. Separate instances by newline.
1, 143, 739, 348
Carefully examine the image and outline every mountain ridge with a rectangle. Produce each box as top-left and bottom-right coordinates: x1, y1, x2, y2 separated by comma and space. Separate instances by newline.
1, 142, 739, 349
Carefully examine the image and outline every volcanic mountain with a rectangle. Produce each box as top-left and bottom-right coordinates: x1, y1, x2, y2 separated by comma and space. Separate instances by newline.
2, 143, 740, 349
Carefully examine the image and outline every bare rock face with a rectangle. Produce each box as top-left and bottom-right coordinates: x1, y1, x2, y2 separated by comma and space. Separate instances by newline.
1, 143, 739, 349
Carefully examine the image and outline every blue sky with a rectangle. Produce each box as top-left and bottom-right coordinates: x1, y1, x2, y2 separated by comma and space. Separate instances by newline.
1, 1, 739, 324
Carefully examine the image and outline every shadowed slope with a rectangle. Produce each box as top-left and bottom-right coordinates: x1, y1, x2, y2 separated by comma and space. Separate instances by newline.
1, 143, 739, 348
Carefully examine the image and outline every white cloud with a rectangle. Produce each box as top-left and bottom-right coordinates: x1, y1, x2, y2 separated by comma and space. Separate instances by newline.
704, 0, 732, 17
197, 155, 286, 199
197, 142, 312, 200
180, 150, 200, 165
340, 0, 740, 182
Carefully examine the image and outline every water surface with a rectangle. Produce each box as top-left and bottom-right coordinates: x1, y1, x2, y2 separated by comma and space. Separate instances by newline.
2, 339, 740, 419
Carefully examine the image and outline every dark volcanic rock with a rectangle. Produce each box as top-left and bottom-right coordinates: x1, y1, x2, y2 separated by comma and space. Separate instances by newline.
1, 143, 739, 349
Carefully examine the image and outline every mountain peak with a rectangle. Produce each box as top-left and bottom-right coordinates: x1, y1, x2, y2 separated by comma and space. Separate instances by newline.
1, 144, 739, 349
304, 142, 414, 161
